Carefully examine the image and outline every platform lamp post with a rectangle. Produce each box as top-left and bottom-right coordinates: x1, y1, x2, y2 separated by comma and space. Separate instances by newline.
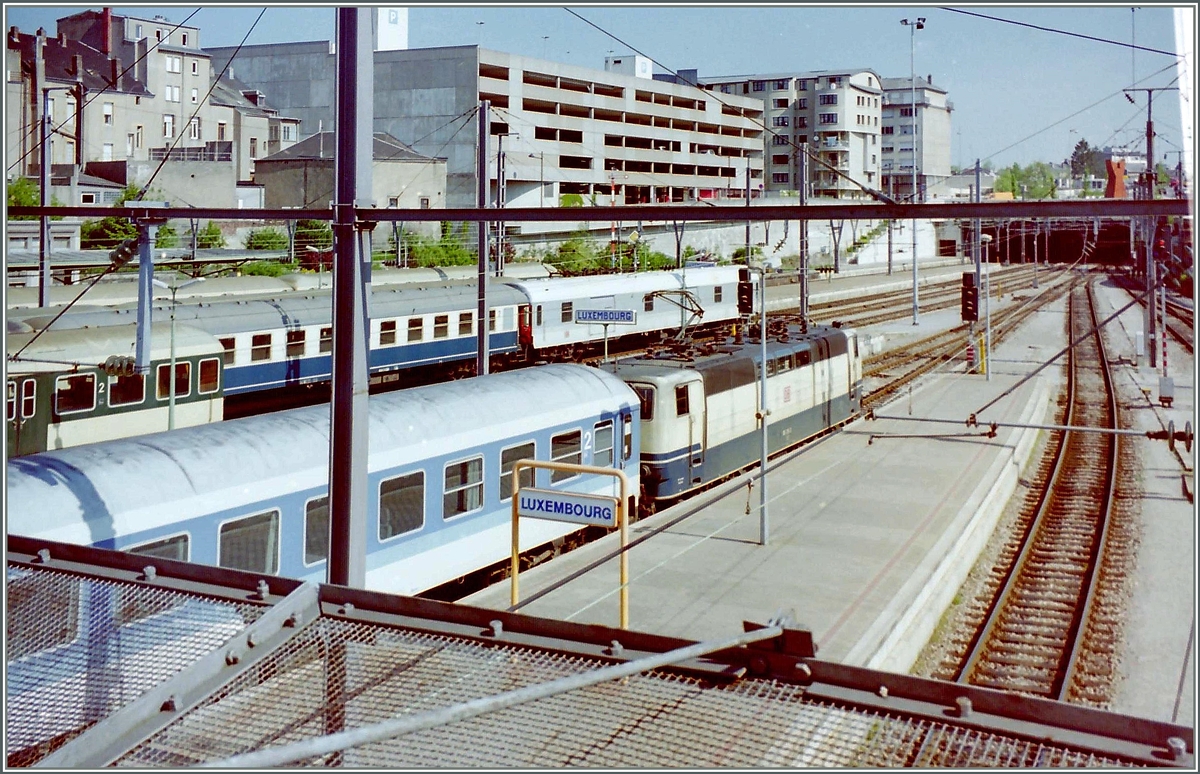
980, 234, 992, 381
901, 16, 924, 326
153, 276, 205, 429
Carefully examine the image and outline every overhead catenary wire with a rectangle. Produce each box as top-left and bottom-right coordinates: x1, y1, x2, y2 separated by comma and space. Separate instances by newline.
939, 7, 1180, 59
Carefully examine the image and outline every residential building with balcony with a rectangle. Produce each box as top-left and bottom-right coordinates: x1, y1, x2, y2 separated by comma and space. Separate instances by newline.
880, 75, 952, 201
204, 43, 767, 209
696, 68, 884, 200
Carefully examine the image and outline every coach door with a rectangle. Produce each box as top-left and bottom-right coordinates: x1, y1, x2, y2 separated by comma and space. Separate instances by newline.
816, 338, 832, 428
7, 377, 42, 458
675, 377, 705, 486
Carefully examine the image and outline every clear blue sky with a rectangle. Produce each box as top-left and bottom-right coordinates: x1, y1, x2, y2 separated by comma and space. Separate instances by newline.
5, 4, 1187, 169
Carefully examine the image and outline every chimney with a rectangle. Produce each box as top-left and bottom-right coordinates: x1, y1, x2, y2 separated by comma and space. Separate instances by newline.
58, 32, 66, 46
110, 57, 120, 87
101, 7, 112, 54
927, 74, 932, 85
72, 54, 83, 76
8, 26, 18, 46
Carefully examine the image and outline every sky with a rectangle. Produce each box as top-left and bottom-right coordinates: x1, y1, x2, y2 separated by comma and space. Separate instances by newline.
4, 4, 1189, 170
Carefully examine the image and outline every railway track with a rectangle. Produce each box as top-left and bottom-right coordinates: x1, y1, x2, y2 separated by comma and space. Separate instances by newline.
922, 278, 1124, 701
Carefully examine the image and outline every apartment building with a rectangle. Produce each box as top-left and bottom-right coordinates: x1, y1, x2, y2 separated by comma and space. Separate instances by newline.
205, 43, 767, 209
880, 75, 953, 202
6, 10, 300, 206
696, 68, 884, 200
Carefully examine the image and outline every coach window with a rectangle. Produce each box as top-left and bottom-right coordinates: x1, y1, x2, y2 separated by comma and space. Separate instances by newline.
766, 359, 777, 377
128, 533, 189, 562
500, 441, 535, 501
776, 355, 794, 372
797, 350, 812, 366
286, 330, 306, 358
303, 495, 329, 565
219, 337, 236, 365
714, 286, 723, 303
623, 414, 633, 460
594, 421, 614, 467
380, 471, 424, 540
644, 295, 654, 312
561, 301, 573, 323
251, 333, 272, 361
674, 384, 690, 416
536, 305, 543, 326
218, 510, 280, 574
407, 318, 423, 342
443, 456, 483, 519
198, 358, 220, 394
108, 372, 146, 406
458, 312, 473, 336
630, 384, 655, 421
319, 327, 333, 353
489, 309, 497, 332
21, 380, 36, 418
380, 320, 397, 346
6, 381, 15, 421
55, 374, 96, 415
550, 429, 582, 483
156, 362, 191, 400
434, 314, 449, 339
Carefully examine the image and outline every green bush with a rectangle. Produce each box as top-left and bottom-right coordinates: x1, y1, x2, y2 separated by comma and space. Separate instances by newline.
398, 221, 477, 266
731, 245, 763, 264
154, 224, 179, 248
244, 228, 289, 250
8, 177, 65, 220
242, 260, 294, 277
294, 219, 332, 251
194, 221, 226, 248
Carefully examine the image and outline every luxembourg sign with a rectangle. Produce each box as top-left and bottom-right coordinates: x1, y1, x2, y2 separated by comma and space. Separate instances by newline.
516, 487, 618, 528
575, 309, 636, 325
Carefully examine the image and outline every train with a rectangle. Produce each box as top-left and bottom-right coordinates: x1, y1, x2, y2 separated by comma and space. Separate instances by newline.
6, 324, 859, 595
7, 266, 756, 456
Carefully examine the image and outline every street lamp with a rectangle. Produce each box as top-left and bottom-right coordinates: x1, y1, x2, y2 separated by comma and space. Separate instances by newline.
152, 276, 205, 430
980, 233, 992, 381
901, 16, 925, 326
529, 152, 545, 208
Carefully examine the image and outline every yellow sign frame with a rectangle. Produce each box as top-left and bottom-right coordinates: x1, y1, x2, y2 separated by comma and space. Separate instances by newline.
510, 460, 632, 628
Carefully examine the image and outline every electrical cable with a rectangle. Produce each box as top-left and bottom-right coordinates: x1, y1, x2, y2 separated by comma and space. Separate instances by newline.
939, 8, 1180, 58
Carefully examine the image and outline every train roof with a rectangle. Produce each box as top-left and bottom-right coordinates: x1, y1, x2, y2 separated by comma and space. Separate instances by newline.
10, 281, 529, 336
502, 271, 683, 303
601, 325, 853, 381
6, 322, 221, 374
6, 364, 636, 544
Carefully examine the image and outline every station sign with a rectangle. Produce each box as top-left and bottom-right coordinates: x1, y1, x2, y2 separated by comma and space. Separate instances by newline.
575, 309, 636, 325
516, 487, 618, 528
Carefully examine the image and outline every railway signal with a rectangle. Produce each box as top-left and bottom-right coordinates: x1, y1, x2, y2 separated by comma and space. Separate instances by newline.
737, 267, 755, 315
960, 272, 979, 322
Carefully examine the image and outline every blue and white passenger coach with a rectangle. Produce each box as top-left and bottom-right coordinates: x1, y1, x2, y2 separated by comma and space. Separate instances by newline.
605, 324, 861, 502
6, 364, 640, 595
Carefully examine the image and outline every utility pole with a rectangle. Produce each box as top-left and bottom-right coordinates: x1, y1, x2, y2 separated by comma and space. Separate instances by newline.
798, 143, 809, 332
1124, 85, 1176, 370
477, 100, 490, 376
38, 89, 52, 307
902, 16, 925, 326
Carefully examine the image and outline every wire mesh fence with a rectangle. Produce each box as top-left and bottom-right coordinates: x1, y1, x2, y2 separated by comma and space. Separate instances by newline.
6, 555, 1159, 768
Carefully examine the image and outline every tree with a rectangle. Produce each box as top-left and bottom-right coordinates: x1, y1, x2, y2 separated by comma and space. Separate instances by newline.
80, 183, 144, 249
293, 219, 332, 251
244, 228, 289, 250
7, 177, 64, 220
194, 221, 226, 248
1069, 139, 1104, 178
154, 224, 179, 248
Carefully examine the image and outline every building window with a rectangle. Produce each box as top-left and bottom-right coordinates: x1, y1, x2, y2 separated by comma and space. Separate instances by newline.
190, 87, 198, 104
772, 173, 790, 183
102, 143, 113, 161
752, 80, 766, 92
796, 134, 808, 144
102, 102, 113, 124
772, 135, 790, 146
719, 84, 731, 94
771, 116, 789, 127
828, 76, 842, 87
181, 32, 188, 46
819, 113, 838, 125
81, 192, 96, 204
188, 117, 200, 140
163, 114, 175, 137
773, 98, 789, 109
820, 93, 837, 105
191, 60, 198, 75
772, 154, 790, 165
796, 117, 807, 128
773, 79, 790, 90
882, 125, 895, 135
165, 55, 181, 73
269, 125, 279, 143
900, 107, 914, 117
249, 138, 257, 158
135, 125, 143, 148
871, 154, 877, 165
419, 197, 430, 209
797, 79, 808, 91
217, 122, 227, 141
135, 23, 143, 38
282, 123, 295, 141
797, 98, 808, 109
155, 29, 161, 41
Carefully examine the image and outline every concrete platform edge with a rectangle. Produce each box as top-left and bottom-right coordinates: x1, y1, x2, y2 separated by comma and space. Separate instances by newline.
843, 375, 1052, 672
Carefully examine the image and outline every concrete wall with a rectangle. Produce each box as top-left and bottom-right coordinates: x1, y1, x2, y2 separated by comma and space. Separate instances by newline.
125, 159, 237, 207
208, 41, 336, 140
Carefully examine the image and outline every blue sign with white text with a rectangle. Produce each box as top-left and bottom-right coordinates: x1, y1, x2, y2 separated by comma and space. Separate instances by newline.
575, 309, 636, 325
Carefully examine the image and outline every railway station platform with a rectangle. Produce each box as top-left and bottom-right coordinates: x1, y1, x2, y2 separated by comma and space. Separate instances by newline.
465, 287, 1068, 672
